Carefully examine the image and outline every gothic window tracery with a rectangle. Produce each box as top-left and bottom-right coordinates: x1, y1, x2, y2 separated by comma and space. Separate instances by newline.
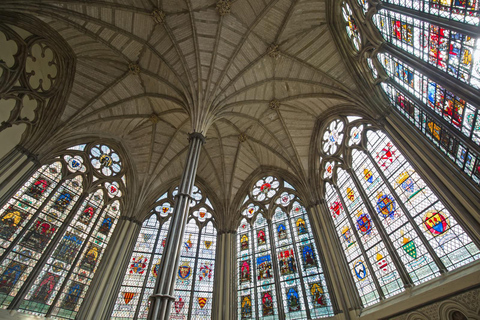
320, 115, 480, 307
344, 0, 480, 186
0, 142, 125, 319
111, 185, 217, 320
237, 177, 334, 319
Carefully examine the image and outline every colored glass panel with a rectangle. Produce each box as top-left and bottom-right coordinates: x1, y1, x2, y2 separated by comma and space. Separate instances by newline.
382, 83, 480, 185
374, 10, 480, 89
237, 179, 334, 319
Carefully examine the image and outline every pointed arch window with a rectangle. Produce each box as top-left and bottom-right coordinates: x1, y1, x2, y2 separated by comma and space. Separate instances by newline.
0, 143, 125, 319
320, 116, 480, 307
342, 1, 362, 50
343, 0, 480, 186
111, 185, 217, 320
236, 177, 334, 319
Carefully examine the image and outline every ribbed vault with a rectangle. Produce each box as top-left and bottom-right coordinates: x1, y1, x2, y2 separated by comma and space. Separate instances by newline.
1, 0, 383, 224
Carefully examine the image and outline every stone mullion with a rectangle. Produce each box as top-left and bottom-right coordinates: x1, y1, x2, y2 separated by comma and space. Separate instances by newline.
226, 232, 235, 320
365, 151, 448, 273
0, 152, 39, 208
250, 225, 259, 320
332, 184, 385, 300
8, 191, 89, 310
267, 219, 286, 320
347, 168, 414, 288
133, 220, 163, 319
386, 78, 480, 158
0, 178, 65, 265
187, 223, 203, 320
381, 123, 480, 248
211, 231, 225, 320
97, 219, 142, 320
378, 1, 480, 38
316, 201, 363, 311
45, 202, 109, 316
383, 44, 480, 107
284, 210, 311, 319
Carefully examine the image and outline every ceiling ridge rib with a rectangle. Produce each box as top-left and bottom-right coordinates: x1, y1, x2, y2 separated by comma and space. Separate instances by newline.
162, 12, 198, 111
22, 3, 191, 92
202, 4, 224, 117
68, 94, 186, 128
216, 118, 254, 203
216, 78, 350, 107
274, 0, 299, 44
145, 118, 190, 189
212, 123, 227, 194
185, 0, 204, 129
276, 107, 306, 174
217, 111, 294, 163
201, 144, 223, 197
208, 0, 282, 106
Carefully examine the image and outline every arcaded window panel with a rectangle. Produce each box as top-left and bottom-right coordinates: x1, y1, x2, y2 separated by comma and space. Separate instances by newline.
325, 183, 380, 306
379, 52, 479, 141
381, 0, 479, 26
288, 203, 334, 318
111, 187, 217, 320
0, 144, 126, 319
111, 215, 161, 320
382, 83, 480, 186
253, 215, 279, 320
339, 167, 405, 298
171, 219, 199, 319
190, 221, 217, 319
365, 130, 480, 270
0, 162, 63, 257
137, 220, 170, 320
351, 149, 440, 284
0, 176, 84, 311
51, 200, 121, 319
238, 178, 334, 319
374, 10, 480, 89
237, 219, 255, 320
342, 2, 362, 50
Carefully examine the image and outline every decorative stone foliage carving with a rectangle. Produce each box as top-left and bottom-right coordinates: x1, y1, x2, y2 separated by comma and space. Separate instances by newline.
238, 133, 247, 142
217, 0, 232, 16
269, 99, 280, 110
151, 9, 166, 24
149, 113, 160, 124
128, 62, 140, 75
267, 43, 280, 59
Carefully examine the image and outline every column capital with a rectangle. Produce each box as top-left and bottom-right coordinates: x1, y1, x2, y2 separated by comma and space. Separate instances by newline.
119, 216, 142, 226
15, 145, 39, 164
188, 132, 206, 144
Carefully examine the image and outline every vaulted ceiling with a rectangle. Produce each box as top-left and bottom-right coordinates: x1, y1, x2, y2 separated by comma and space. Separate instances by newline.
2, 0, 384, 222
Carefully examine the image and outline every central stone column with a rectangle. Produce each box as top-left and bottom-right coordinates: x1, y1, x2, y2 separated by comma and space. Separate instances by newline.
148, 132, 205, 320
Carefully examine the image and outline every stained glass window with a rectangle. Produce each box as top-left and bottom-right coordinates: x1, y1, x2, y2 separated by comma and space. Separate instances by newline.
342, 2, 361, 50
237, 177, 334, 319
111, 185, 217, 320
0, 143, 125, 319
348, 0, 480, 186
321, 116, 480, 307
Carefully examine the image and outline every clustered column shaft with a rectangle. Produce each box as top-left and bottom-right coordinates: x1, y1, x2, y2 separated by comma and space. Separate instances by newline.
148, 132, 205, 320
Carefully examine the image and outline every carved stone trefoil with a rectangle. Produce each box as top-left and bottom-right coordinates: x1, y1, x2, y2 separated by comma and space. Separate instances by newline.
269, 99, 280, 110
217, 0, 232, 16
151, 9, 166, 24
267, 43, 280, 59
